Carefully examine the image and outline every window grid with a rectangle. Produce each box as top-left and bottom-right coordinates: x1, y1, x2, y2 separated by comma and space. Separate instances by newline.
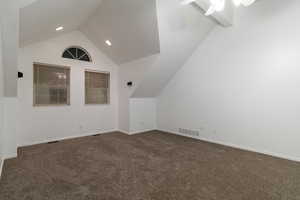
62, 46, 92, 62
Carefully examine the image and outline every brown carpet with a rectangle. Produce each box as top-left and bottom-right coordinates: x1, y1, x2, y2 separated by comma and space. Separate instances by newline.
0, 131, 300, 200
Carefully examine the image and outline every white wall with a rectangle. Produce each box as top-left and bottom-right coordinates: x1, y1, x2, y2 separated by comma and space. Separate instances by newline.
0, 1, 19, 162
17, 31, 119, 146
0, 24, 4, 175
130, 98, 156, 134
158, 0, 300, 161
118, 0, 215, 131
0, 0, 19, 97
118, 55, 156, 132
2, 98, 17, 159
131, 0, 215, 97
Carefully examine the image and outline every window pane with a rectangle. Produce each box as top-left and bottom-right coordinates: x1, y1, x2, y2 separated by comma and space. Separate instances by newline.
81, 54, 91, 62
62, 47, 91, 62
85, 71, 109, 104
77, 49, 85, 59
68, 48, 77, 58
62, 51, 74, 59
34, 64, 70, 106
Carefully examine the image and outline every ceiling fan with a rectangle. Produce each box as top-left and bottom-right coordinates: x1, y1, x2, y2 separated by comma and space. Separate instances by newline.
181, 0, 257, 16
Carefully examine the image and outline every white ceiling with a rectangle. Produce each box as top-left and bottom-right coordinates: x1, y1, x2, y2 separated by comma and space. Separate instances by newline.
20, 0, 160, 64
80, 0, 160, 64
20, 0, 103, 46
130, 0, 216, 97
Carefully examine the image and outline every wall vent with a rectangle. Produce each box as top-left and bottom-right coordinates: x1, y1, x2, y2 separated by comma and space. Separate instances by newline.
179, 128, 200, 137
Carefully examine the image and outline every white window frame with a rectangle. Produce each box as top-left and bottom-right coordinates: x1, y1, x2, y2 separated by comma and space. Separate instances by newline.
33, 62, 71, 107
84, 69, 110, 105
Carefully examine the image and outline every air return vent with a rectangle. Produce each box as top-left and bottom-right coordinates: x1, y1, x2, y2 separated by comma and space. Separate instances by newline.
179, 128, 200, 137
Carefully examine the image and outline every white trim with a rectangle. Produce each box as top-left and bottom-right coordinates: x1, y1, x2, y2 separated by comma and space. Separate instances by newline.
62, 46, 92, 63
118, 129, 155, 135
3, 153, 18, 160
117, 129, 130, 135
19, 129, 154, 149
158, 129, 300, 163
84, 70, 110, 105
130, 129, 156, 135
84, 69, 110, 74
18, 129, 118, 147
33, 62, 71, 69
0, 158, 4, 179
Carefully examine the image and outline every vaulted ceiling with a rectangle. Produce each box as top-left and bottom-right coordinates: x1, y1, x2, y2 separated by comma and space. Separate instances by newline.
20, 0, 103, 47
18, 0, 217, 98
20, 0, 160, 64
126, 0, 216, 97
80, 0, 160, 64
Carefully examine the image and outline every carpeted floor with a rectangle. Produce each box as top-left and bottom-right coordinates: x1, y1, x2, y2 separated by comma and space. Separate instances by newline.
0, 131, 300, 200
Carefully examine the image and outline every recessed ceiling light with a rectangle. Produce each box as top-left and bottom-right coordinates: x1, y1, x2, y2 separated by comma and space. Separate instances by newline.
56, 26, 64, 31
105, 40, 112, 46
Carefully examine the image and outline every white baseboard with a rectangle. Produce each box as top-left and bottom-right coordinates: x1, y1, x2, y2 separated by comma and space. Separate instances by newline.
19, 129, 155, 148
158, 129, 300, 163
117, 129, 130, 135
0, 158, 4, 179
130, 129, 156, 135
19, 129, 118, 147
118, 129, 156, 135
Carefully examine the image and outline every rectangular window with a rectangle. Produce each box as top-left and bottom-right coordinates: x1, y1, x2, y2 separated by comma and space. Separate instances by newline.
85, 70, 110, 104
33, 63, 70, 106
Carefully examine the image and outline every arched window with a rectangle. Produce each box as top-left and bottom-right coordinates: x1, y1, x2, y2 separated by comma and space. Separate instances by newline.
62, 46, 92, 62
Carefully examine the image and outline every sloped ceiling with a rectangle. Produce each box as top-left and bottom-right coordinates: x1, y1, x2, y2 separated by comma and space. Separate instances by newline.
80, 0, 160, 64
19, 0, 160, 64
20, 0, 103, 47
127, 0, 216, 97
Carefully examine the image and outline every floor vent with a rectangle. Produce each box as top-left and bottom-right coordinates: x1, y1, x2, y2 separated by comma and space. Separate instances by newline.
179, 128, 200, 137
47, 141, 59, 144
